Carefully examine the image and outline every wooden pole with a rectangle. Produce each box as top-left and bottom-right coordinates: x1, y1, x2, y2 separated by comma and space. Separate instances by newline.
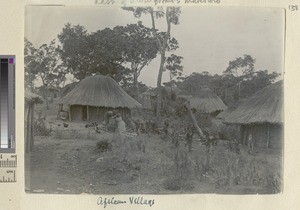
69, 105, 72, 121
87, 105, 90, 121
97, 107, 99, 120
267, 124, 270, 148
57, 104, 63, 119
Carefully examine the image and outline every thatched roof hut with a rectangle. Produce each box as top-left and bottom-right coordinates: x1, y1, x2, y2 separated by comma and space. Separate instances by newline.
59, 75, 141, 121
222, 81, 283, 149
180, 87, 227, 114
223, 81, 283, 125
25, 91, 43, 152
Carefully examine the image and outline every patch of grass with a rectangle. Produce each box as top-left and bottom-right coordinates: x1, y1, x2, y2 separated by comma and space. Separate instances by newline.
163, 148, 195, 191
52, 129, 87, 139
207, 148, 281, 193
109, 135, 148, 173
52, 129, 64, 139
163, 177, 194, 191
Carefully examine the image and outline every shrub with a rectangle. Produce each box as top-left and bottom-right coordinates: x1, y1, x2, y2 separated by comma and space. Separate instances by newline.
33, 118, 52, 136
96, 139, 112, 152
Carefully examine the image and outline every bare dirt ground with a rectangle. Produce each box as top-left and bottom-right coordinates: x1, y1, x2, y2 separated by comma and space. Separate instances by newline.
25, 102, 282, 195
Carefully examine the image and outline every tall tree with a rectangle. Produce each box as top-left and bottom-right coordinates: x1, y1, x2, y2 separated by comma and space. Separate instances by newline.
114, 22, 159, 99
125, 7, 181, 119
224, 54, 255, 77
24, 38, 38, 91
25, 39, 66, 109
164, 54, 183, 91
57, 24, 95, 81
58, 24, 135, 84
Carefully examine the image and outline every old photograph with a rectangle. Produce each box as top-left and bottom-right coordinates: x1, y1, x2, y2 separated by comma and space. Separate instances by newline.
24, 6, 284, 194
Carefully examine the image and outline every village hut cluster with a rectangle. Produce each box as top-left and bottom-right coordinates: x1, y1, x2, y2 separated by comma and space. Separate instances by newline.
25, 73, 283, 154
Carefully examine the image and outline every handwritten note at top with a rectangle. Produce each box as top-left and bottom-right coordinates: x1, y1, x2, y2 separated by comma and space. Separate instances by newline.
95, 0, 221, 6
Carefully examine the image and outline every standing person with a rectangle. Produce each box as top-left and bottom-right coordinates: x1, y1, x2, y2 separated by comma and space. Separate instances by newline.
115, 113, 126, 133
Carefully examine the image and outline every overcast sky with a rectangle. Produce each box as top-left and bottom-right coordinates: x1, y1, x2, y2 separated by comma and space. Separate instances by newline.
25, 6, 285, 87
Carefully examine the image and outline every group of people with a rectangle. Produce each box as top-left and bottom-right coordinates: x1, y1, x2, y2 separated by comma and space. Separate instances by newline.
104, 111, 126, 133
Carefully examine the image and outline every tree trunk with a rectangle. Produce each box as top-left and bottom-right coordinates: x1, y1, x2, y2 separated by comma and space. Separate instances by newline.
155, 8, 171, 120
42, 89, 49, 110
133, 70, 139, 100
156, 53, 166, 119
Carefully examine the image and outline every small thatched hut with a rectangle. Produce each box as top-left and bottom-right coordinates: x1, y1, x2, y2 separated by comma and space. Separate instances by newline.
179, 87, 227, 115
59, 75, 142, 122
25, 91, 43, 153
222, 80, 283, 148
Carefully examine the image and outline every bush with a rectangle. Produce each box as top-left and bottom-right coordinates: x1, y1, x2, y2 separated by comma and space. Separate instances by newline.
96, 139, 112, 152
33, 118, 52, 136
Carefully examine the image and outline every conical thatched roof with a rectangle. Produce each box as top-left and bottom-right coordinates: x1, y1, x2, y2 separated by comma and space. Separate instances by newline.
59, 75, 142, 109
180, 87, 227, 113
222, 80, 283, 124
25, 91, 43, 104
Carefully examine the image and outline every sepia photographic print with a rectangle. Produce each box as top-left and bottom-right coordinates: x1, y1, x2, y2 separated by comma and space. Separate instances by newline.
24, 5, 284, 195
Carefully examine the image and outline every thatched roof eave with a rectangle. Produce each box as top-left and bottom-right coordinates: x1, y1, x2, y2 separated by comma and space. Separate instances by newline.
222, 81, 283, 125
59, 75, 142, 109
